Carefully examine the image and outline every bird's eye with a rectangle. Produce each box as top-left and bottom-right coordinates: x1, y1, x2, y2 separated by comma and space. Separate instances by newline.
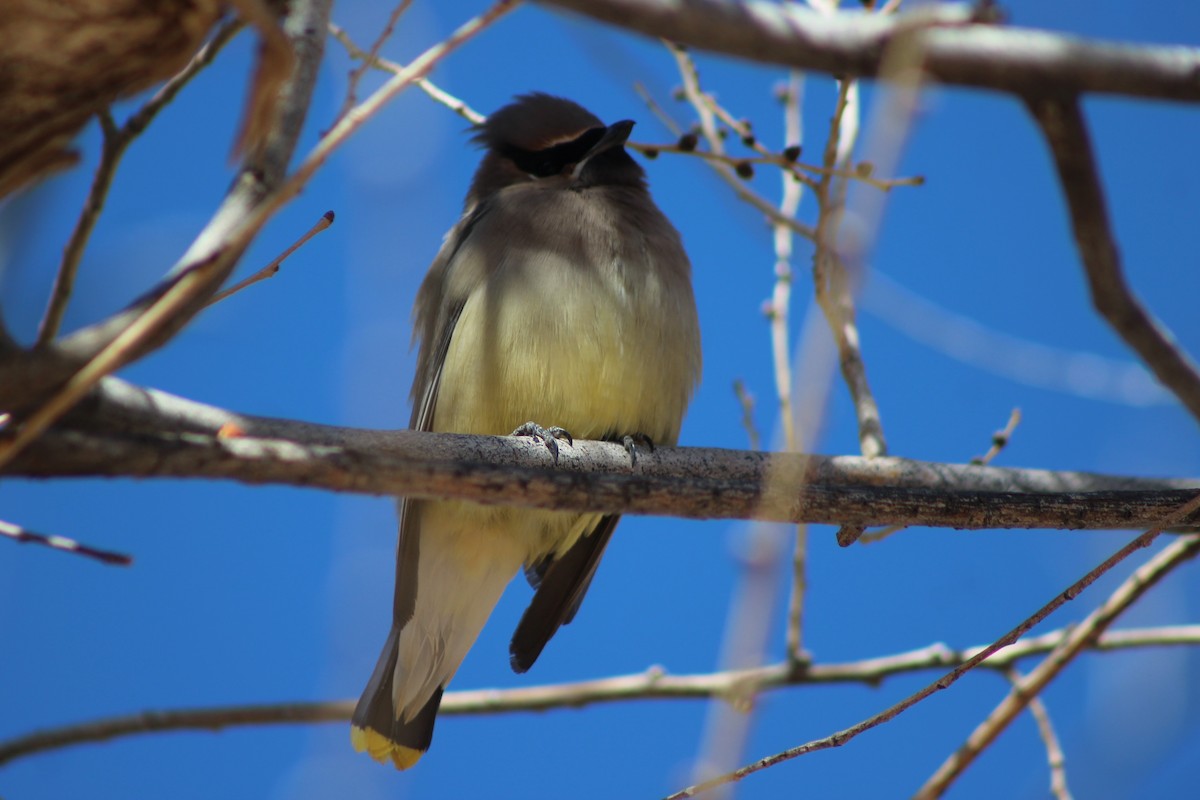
507, 127, 608, 179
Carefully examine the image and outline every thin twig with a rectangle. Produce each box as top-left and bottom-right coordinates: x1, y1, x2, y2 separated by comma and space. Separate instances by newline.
913, 532, 1200, 798
634, 81, 683, 136
858, 407, 1022, 545
204, 211, 334, 307
1005, 667, 1073, 800
0, 519, 131, 566
972, 407, 1022, 466
35, 19, 245, 347
625, 140, 921, 192
335, 0, 415, 122
329, 23, 489, 126
731, 379, 761, 451
774, 71, 809, 668
5, 623, 1199, 767
813, 77, 888, 461
666, 42, 816, 240
1028, 95, 1200, 427
662, 492, 1200, 799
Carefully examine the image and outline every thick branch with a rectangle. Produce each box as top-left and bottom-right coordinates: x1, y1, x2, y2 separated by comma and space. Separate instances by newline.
6, 379, 1200, 531
537, 0, 1200, 103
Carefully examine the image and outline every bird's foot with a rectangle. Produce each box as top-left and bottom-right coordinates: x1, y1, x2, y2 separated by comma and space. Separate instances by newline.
621, 432, 655, 466
512, 422, 574, 463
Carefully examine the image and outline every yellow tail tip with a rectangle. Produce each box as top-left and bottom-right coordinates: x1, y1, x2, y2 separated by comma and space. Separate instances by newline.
351, 725, 424, 770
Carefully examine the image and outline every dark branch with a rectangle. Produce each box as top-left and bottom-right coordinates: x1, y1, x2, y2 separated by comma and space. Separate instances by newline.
0, 518, 131, 566
5, 379, 1199, 531
1027, 95, 1200, 427
537, 0, 1200, 103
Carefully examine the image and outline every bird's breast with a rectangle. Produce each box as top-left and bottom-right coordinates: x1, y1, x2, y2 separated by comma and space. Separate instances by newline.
433, 243, 698, 446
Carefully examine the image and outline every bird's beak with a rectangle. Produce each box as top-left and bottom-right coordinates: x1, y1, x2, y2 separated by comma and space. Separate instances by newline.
585, 120, 635, 159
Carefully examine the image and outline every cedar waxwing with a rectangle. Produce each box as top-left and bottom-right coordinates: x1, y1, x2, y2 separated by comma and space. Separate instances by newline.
351, 93, 702, 769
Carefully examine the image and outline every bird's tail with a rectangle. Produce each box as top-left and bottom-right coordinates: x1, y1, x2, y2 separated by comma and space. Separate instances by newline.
351, 626, 442, 770
351, 510, 525, 769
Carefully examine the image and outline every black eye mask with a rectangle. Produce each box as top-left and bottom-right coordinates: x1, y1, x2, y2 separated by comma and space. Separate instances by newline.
504, 126, 607, 178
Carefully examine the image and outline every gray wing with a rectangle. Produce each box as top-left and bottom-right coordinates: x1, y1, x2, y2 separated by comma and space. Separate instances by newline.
352, 204, 491, 756
509, 515, 620, 674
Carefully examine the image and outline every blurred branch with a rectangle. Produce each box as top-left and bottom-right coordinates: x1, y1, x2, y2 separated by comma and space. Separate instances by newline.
0, 0, 516, 465
3, 622, 1199, 767
1005, 667, 1073, 800
36, 18, 245, 348
773, 72, 808, 667
0, 519, 131, 566
627, 141, 921, 193
914, 532, 1200, 798
1028, 95, 1200, 427
334, 0, 415, 121
7, 379, 1200, 531
536, 0, 1200, 103
329, 23, 489, 125
665, 502, 1200, 799
0, 0, 332, 412
812, 77, 887, 462
863, 271, 1172, 407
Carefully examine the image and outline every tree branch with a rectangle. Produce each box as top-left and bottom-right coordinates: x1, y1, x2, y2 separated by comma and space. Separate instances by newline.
0, 518, 131, 566
536, 0, 1200, 103
914, 533, 1200, 798
2, 623, 1197, 768
0, 0, 332, 413
664, 507, 1200, 799
1027, 95, 1200, 426
5, 379, 1200, 531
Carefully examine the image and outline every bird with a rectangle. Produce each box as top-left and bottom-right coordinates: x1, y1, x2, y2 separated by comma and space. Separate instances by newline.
351, 92, 702, 769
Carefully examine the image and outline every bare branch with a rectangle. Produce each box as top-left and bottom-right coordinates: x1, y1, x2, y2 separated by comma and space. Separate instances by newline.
335, 0, 415, 122
1006, 667, 1073, 800
913, 532, 1200, 798
0, 519, 131, 566
204, 211, 335, 307
812, 77, 888, 463
666, 43, 817, 241
0, 0, 333, 413
35, 19, 245, 347
972, 408, 1022, 467
0, 0, 515, 459
1028, 95, 1200, 426
328, 22, 489, 126
664, 500, 1200, 800
857, 407, 1022, 545
6, 379, 1200, 531
536, 0, 1200, 103
3, 624, 1198, 768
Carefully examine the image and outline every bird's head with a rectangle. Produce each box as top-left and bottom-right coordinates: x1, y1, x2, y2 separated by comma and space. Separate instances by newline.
467, 93, 644, 205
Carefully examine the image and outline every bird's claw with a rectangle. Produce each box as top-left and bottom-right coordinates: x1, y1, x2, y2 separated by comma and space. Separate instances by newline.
621, 433, 655, 466
513, 422, 574, 463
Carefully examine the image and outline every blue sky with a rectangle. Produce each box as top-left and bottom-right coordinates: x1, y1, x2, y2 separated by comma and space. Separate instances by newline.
3, 2, 1200, 798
